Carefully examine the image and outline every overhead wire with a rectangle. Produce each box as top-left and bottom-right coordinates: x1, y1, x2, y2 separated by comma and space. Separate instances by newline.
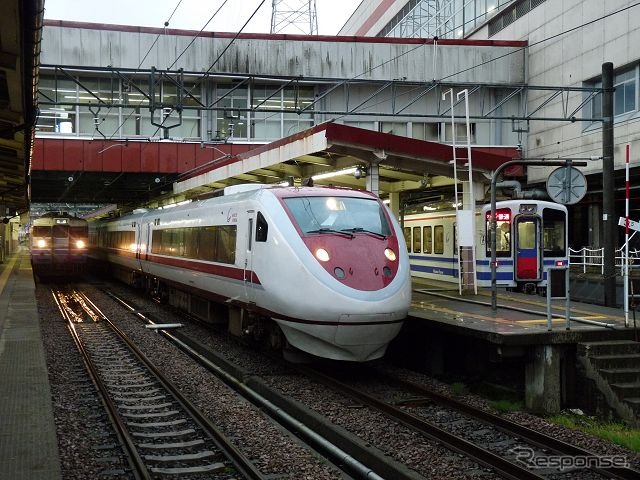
325, 1, 640, 123
148, 0, 268, 139
94, 0, 187, 139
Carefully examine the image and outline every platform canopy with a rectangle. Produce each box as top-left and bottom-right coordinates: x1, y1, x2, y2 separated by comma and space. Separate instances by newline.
0, 0, 42, 216
174, 122, 518, 201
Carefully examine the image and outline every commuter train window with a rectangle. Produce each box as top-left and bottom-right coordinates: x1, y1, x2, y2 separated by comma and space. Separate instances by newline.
403, 227, 411, 252
32, 226, 51, 237
412, 226, 422, 253
256, 212, 268, 242
485, 208, 511, 258
434, 225, 444, 254
453, 223, 457, 256
423, 226, 432, 254
543, 208, 566, 257
283, 196, 392, 237
53, 224, 68, 238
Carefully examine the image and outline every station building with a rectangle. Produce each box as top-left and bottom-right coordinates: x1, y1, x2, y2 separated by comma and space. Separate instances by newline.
340, 0, 640, 248
34, 0, 640, 252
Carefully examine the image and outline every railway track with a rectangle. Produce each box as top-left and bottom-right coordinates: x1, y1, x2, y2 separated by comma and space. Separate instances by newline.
76, 284, 639, 480
105, 289, 422, 480
52, 287, 265, 479
301, 363, 640, 480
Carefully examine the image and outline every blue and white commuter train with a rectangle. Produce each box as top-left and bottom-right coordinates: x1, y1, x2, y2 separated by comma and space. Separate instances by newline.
402, 199, 568, 292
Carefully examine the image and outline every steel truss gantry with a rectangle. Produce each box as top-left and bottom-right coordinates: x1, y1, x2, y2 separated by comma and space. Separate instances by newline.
38, 64, 603, 130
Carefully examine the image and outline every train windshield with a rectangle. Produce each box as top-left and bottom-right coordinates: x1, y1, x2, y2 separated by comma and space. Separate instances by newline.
543, 208, 566, 256
283, 196, 392, 237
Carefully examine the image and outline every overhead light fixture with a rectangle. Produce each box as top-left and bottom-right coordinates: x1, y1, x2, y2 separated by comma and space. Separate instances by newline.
312, 167, 357, 181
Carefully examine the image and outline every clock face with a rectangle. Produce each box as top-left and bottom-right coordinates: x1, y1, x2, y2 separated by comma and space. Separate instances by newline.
546, 166, 587, 205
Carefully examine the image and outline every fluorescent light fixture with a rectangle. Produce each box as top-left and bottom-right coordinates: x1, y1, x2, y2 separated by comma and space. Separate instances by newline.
382, 199, 390, 205
312, 167, 356, 181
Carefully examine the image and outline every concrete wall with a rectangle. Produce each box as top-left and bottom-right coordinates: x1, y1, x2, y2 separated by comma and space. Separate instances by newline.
473, 0, 640, 182
41, 23, 525, 85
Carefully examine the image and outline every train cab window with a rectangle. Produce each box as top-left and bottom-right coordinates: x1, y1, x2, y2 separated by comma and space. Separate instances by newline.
403, 227, 411, 252
423, 226, 432, 254
485, 208, 511, 257
32, 226, 51, 237
53, 224, 68, 238
434, 225, 444, 254
256, 212, 268, 242
543, 208, 566, 256
283, 196, 392, 237
412, 226, 422, 253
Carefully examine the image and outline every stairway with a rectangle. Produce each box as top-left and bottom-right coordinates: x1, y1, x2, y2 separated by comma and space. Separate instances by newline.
577, 340, 640, 425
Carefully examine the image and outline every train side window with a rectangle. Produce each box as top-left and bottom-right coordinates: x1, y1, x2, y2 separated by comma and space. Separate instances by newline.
434, 225, 444, 254
256, 212, 268, 242
412, 226, 422, 253
217, 225, 237, 264
423, 226, 432, 254
453, 223, 457, 256
403, 227, 412, 253
542, 208, 566, 257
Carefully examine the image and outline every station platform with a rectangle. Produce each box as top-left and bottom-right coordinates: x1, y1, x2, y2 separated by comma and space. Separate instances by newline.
0, 248, 62, 480
408, 277, 639, 345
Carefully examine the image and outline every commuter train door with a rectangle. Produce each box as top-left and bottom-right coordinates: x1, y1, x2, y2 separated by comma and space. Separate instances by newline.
244, 210, 256, 303
514, 215, 541, 281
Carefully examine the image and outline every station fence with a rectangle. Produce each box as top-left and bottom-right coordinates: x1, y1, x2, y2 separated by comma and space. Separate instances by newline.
569, 246, 640, 275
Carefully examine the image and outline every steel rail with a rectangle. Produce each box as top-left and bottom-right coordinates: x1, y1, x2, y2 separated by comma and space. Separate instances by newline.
106, 290, 419, 480
379, 370, 640, 480
51, 288, 150, 480
74, 290, 267, 480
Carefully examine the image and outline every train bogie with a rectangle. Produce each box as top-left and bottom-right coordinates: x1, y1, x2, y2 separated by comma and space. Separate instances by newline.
90, 185, 411, 361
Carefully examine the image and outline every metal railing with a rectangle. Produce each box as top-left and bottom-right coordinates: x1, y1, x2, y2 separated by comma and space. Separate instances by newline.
569, 246, 640, 274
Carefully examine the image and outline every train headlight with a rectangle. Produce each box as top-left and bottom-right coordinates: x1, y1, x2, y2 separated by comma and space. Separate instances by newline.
37, 239, 46, 248
315, 248, 330, 262
384, 248, 397, 261
75, 240, 86, 249
129, 243, 137, 253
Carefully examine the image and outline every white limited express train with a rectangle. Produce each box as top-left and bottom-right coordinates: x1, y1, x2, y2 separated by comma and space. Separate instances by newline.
91, 184, 412, 361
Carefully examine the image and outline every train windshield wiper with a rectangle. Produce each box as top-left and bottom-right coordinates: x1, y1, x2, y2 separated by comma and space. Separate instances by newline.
341, 228, 387, 239
307, 228, 354, 239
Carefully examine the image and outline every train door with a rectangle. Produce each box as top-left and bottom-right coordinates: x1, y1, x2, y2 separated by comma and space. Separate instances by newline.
514, 215, 541, 281
244, 210, 255, 303
134, 221, 143, 269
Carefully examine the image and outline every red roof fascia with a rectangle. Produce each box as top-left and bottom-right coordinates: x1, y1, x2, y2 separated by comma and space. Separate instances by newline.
43, 20, 527, 47
322, 123, 517, 171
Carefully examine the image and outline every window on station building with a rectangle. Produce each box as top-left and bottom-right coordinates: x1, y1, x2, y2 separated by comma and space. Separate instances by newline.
36, 77, 78, 134
441, 122, 476, 143
215, 84, 248, 140
589, 65, 638, 121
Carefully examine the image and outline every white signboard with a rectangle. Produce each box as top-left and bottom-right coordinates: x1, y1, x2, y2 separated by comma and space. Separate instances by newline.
618, 217, 640, 232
